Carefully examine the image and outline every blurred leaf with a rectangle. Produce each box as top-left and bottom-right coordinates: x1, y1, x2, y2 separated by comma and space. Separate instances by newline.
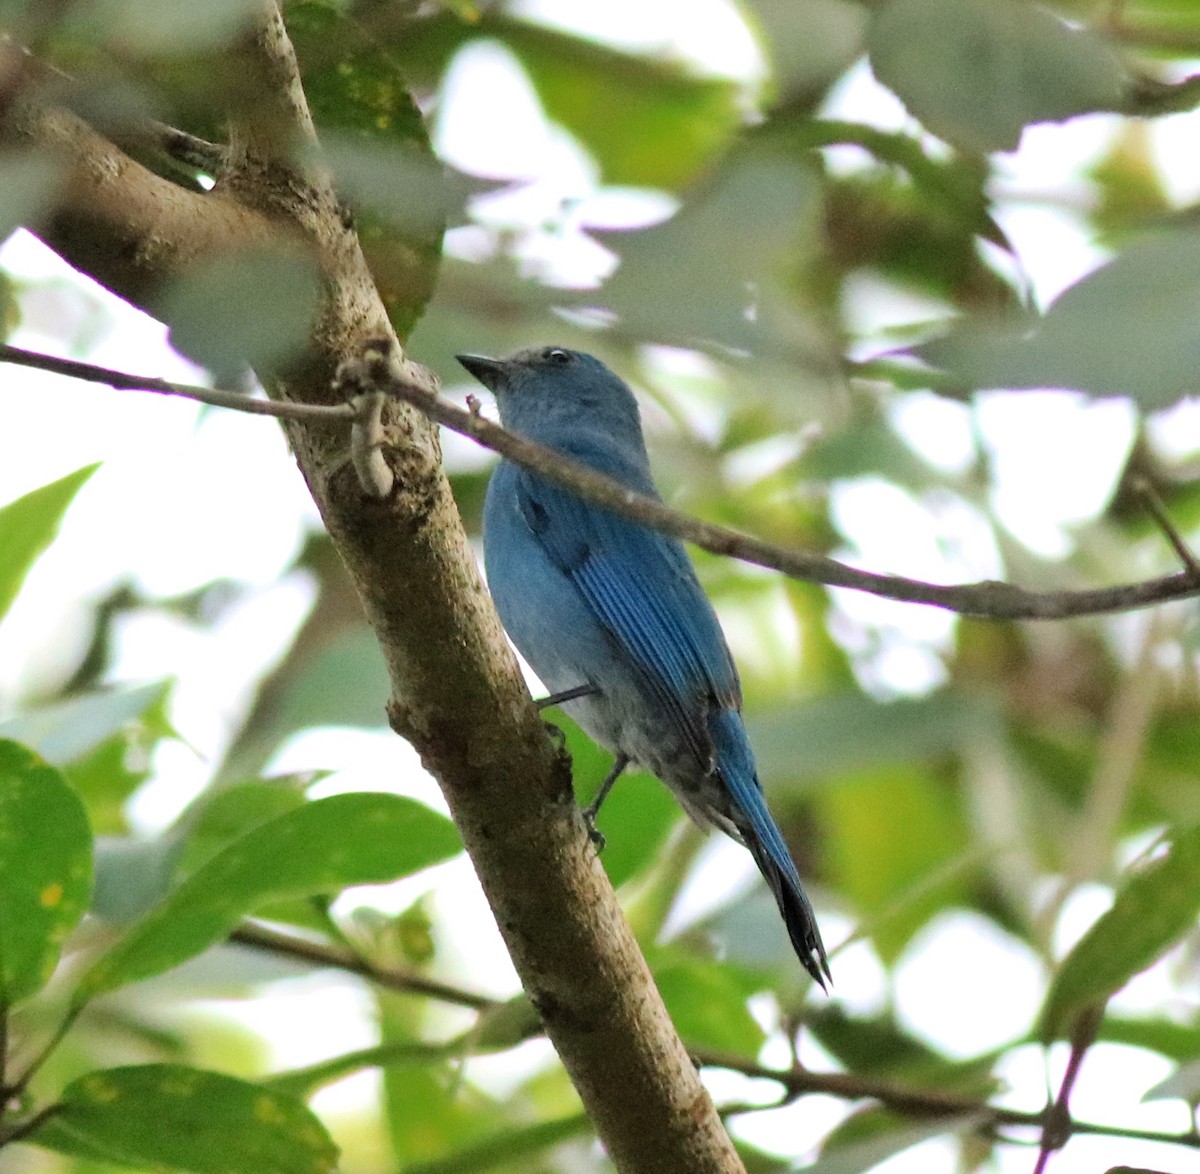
1040, 824, 1200, 1040
653, 958, 765, 1053
266, 1038, 453, 1099
76, 793, 461, 999
822, 765, 971, 962
0, 463, 97, 627
34, 1064, 337, 1173
219, 626, 390, 782
696, 882, 804, 973
919, 229, 1200, 407
750, 691, 990, 784
157, 246, 323, 379
473, 995, 543, 1053
869, 0, 1125, 153
67, 0, 264, 55
404, 1114, 592, 1174
501, 22, 741, 190
381, 1012, 503, 1163
551, 712, 678, 889
174, 776, 314, 875
1099, 1014, 1200, 1062
62, 733, 153, 836
0, 741, 92, 1004
802, 418, 944, 489
1089, 123, 1174, 241
746, 0, 866, 106
391, 894, 438, 965
1145, 1055, 1200, 1103
807, 1006, 1000, 1095
807, 1005, 945, 1076
0, 147, 69, 240
0, 683, 169, 766
593, 144, 822, 355
289, 2, 446, 334
91, 834, 183, 924
811, 1107, 978, 1173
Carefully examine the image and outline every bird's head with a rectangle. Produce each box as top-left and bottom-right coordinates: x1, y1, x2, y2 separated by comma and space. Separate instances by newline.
456, 346, 642, 440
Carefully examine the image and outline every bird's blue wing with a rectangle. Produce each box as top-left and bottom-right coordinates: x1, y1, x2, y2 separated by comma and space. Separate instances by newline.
514, 468, 739, 766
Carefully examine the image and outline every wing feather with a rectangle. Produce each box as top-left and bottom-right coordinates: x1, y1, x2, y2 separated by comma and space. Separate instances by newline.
515, 470, 738, 766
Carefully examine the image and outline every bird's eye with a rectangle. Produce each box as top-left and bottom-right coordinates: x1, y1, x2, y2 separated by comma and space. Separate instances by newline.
543, 347, 571, 365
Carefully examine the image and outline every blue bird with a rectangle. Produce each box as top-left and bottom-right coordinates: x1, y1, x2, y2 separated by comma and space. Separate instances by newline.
459, 346, 830, 986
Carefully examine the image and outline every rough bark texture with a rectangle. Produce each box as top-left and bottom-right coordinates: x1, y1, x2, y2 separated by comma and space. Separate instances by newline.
3, 10, 745, 1172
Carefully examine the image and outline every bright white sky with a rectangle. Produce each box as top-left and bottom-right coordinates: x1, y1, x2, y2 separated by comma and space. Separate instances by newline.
3, 2, 1200, 1171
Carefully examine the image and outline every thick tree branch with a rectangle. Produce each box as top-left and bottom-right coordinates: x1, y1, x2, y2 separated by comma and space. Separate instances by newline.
228, 921, 500, 1011
3, 81, 278, 306
2, 8, 745, 1172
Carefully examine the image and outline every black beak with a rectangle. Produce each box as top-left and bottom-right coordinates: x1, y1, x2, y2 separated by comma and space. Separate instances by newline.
456, 353, 510, 392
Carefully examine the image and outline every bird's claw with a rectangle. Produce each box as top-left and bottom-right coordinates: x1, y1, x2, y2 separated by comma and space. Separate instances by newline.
581, 806, 606, 851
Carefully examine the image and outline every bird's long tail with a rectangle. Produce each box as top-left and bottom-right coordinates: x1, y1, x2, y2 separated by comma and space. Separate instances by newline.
710, 709, 831, 988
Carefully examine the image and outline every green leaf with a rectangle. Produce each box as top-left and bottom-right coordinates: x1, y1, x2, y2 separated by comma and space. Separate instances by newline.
383, 1046, 502, 1163
0, 741, 92, 1005
76, 792, 461, 999
33, 1064, 337, 1174
550, 713, 678, 889
0, 683, 169, 766
919, 229, 1200, 408
654, 959, 765, 1053
746, 0, 867, 106
1145, 1056, 1200, 1103
63, 734, 154, 836
1099, 1014, 1200, 1062
595, 145, 820, 355
806, 1006, 1001, 1095
0, 148, 69, 240
749, 691, 991, 783
288, 2, 445, 336
1040, 824, 1200, 1040
174, 777, 314, 875
156, 246, 323, 379
404, 1114, 592, 1174
869, 0, 1125, 153
267, 1038, 453, 1099
502, 22, 741, 190
821, 765, 971, 962
0, 464, 97, 627
67, 0, 264, 56
91, 835, 184, 924
218, 626, 390, 782
810, 1108, 978, 1173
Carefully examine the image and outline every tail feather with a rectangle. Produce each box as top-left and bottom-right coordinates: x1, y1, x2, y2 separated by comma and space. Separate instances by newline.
745, 834, 830, 988
710, 709, 831, 987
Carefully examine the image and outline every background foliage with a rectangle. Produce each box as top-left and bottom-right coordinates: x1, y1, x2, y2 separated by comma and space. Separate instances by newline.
3, 0, 1200, 1171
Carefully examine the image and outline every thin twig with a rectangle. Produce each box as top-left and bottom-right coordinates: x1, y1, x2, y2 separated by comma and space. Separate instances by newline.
227, 921, 499, 1011
9, 339, 1200, 621
6, 1006, 80, 1101
0, 344, 353, 424
695, 1048, 1200, 1151
1132, 476, 1200, 577
0, 1103, 62, 1149
223, 924, 1200, 1156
